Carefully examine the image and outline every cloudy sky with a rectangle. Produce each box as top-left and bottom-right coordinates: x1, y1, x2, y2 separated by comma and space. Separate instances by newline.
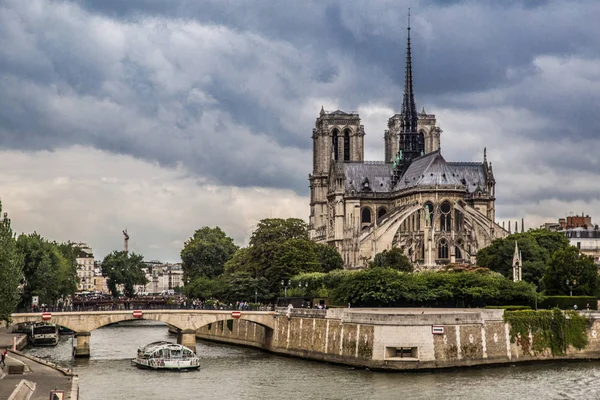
1, 0, 599, 262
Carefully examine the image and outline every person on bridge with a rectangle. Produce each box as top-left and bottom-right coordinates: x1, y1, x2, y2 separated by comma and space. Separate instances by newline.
0, 348, 7, 368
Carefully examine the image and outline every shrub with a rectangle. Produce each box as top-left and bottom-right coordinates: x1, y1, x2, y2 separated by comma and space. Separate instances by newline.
538, 296, 597, 310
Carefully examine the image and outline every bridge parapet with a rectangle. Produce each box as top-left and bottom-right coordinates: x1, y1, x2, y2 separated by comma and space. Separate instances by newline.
11, 310, 277, 333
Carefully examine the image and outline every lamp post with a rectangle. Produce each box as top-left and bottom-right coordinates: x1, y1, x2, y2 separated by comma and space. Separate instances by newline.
281, 280, 291, 298
566, 279, 577, 297
299, 281, 309, 294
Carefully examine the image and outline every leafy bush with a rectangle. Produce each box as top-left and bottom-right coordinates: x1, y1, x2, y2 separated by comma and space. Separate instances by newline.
328, 268, 537, 308
538, 296, 597, 310
504, 309, 590, 355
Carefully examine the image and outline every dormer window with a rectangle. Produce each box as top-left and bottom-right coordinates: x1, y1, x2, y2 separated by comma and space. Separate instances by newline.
362, 178, 371, 192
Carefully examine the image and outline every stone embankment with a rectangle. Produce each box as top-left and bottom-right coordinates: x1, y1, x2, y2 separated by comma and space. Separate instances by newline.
196, 308, 600, 371
0, 325, 78, 400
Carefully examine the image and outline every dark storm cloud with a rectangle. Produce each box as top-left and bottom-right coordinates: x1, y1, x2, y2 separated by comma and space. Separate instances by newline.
1, 0, 600, 201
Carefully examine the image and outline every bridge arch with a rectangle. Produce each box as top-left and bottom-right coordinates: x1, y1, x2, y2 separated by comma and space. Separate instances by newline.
11, 310, 277, 357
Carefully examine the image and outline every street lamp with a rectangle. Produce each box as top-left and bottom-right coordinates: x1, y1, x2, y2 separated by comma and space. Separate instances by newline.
566, 279, 577, 297
299, 281, 309, 294
281, 280, 291, 298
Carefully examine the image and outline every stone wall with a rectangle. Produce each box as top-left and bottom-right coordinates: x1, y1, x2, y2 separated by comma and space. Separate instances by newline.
195, 308, 600, 371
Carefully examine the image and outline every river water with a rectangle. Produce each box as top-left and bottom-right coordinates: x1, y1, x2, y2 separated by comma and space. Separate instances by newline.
25, 320, 600, 399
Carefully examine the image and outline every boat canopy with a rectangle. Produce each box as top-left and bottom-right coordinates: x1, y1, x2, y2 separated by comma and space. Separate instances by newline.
137, 341, 196, 359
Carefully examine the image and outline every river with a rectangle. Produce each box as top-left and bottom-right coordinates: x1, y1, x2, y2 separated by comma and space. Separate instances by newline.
25, 320, 600, 399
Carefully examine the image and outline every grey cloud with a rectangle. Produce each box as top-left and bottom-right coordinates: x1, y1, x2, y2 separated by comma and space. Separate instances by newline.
1, 0, 600, 207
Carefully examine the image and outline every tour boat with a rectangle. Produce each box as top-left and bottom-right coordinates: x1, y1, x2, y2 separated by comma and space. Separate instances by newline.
131, 341, 200, 371
30, 322, 59, 346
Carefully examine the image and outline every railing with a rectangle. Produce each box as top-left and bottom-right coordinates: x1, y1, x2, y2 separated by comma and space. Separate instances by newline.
15, 303, 275, 313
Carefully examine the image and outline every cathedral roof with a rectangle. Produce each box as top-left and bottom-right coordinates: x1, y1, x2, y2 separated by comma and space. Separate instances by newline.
343, 162, 393, 193
394, 151, 463, 190
448, 162, 487, 194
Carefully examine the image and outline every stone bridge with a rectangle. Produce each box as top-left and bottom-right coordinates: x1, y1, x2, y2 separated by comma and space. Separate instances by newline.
11, 310, 276, 357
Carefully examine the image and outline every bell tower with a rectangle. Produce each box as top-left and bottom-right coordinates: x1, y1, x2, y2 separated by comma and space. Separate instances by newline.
309, 108, 364, 241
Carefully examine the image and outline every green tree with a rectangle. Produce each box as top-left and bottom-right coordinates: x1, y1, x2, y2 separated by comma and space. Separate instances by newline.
249, 218, 308, 247
0, 202, 24, 324
185, 276, 216, 300
370, 248, 413, 272
213, 272, 270, 304
225, 218, 343, 296
313, 243, 344, 273
224, 247, 261, 277
101, 251, 148, 297
330, 268, 537, 308
528, 229, 570, 256
543, 246, 598, 296
181, 227, 238, 281
476, 233, 553, 286
17, 233, 78, 308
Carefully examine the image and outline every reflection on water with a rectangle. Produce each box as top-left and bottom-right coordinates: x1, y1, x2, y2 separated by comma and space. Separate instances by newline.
25, 320, 600, 400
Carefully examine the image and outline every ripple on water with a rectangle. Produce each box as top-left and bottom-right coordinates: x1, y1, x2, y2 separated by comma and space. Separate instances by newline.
24, 322, 600, 400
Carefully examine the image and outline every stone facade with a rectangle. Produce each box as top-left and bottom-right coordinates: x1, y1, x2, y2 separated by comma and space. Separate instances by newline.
308, 29, 507, 269
195, 308, 600, 371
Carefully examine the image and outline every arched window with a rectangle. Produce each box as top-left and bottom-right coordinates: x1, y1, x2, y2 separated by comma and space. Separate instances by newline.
343, 129, 350, 161
361, 208, 372, 225
455, 240, 463, 260
419, 132, 425, 154
438, 239, 448, 259
377, 207, 387, 220
332, 129, 339, 161
440, 201, 452, 232
455, 209, 462, 231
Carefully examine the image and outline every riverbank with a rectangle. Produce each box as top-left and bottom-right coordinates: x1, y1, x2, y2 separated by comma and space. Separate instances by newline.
195, 308, 600, 371
0, 326, 78, 400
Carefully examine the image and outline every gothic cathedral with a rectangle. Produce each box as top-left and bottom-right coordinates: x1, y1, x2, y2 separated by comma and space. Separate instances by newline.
308, 24, 507, 269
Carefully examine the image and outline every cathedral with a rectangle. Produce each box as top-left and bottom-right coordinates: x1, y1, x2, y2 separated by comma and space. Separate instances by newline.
308, 23, 507, 269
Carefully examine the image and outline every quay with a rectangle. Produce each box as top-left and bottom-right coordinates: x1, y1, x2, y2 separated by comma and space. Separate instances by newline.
0, 326, 77, 400
10, 307, 600, 371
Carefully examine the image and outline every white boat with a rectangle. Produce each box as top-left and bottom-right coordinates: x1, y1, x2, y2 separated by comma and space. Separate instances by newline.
131, 341, 200, 370
30, 322, 59, 346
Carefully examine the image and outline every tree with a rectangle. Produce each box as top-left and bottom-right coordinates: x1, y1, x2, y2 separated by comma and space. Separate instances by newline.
370, 248, 413, 272
313, 243, 344, 272
185, 276, 216, 300
476, 232, 559, 286
224, 218, 343, 296
543, 246, 599, 296
330, 268, 537, 308
528, 229, 570, 256
17, 233, 78, 308
249, 218, 308, 247
101, 251, 148, 298
181, 227, 238, 281
0, 202, 23, 324
213, 272, 270, 304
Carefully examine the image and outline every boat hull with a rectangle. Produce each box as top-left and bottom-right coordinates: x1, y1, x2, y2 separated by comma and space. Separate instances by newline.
131, 359, 200, 371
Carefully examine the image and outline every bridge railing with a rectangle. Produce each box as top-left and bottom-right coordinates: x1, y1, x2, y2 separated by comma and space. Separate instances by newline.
16, 303, 275, 313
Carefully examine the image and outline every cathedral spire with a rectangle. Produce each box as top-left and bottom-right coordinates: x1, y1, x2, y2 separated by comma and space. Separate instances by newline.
400, 8, 418, 134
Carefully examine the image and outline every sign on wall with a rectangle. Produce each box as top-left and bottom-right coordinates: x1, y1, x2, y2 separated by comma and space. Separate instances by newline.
432, 325, 445, 335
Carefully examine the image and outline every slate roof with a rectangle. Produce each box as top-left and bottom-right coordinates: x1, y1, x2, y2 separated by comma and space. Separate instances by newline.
448, 162, 487, 193
340, 152, 488, 195
394, 151, 463, 190
343, 162, 393, 193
